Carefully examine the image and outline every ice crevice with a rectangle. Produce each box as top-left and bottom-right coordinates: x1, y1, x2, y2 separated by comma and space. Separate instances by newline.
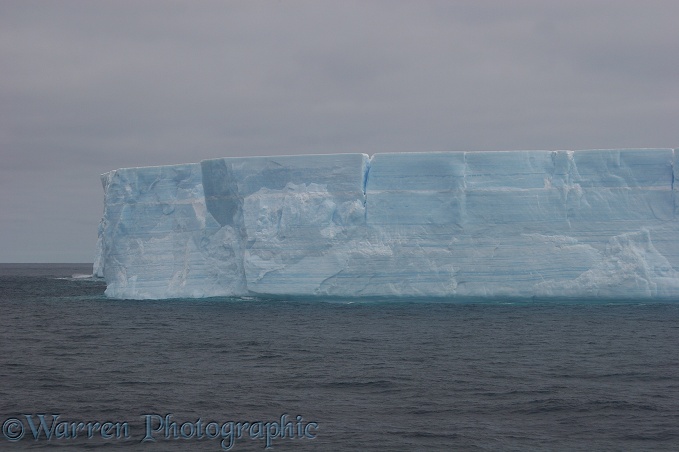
94, 149, 679, 300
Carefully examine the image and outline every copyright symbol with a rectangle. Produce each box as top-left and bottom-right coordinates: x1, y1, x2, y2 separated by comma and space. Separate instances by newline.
3, 418, 24, 441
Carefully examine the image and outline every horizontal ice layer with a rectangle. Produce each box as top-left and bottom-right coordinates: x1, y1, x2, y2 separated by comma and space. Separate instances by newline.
94, 149, 679, 300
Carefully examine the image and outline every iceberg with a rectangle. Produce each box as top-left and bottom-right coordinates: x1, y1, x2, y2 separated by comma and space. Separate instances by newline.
94, 149, 679, 300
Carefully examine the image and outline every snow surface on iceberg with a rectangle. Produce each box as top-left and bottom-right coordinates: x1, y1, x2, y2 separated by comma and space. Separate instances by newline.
94, 149, 679, 300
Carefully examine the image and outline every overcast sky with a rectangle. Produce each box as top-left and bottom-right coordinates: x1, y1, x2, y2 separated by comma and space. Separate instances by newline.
1, 0, 678, 263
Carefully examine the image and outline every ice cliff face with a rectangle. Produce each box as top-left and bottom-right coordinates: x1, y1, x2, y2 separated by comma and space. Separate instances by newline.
94, 149, 679, 300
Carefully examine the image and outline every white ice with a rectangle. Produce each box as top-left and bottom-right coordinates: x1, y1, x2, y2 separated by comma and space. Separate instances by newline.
94, 149, 679, 300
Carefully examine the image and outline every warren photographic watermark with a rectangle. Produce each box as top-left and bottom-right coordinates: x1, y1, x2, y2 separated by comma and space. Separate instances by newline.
2, 413, 318, 450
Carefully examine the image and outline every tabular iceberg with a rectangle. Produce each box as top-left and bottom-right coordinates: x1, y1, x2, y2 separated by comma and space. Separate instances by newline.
94, 149, 679, 300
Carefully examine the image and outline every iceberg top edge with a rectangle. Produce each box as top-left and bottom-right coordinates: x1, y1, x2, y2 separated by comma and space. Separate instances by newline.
100, 148, 675, 176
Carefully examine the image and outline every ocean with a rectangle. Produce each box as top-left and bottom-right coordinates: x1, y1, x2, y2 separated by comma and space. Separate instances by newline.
1, 264, 678, 451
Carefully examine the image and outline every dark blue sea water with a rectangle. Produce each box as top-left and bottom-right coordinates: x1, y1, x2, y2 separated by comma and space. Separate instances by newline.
1, 264, 678, 451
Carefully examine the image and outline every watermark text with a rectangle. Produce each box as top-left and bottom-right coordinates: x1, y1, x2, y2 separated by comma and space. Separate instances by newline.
2, 413, 317, 450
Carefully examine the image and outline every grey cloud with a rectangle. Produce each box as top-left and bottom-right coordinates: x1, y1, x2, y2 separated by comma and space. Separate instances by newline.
1, 0, 678, 261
